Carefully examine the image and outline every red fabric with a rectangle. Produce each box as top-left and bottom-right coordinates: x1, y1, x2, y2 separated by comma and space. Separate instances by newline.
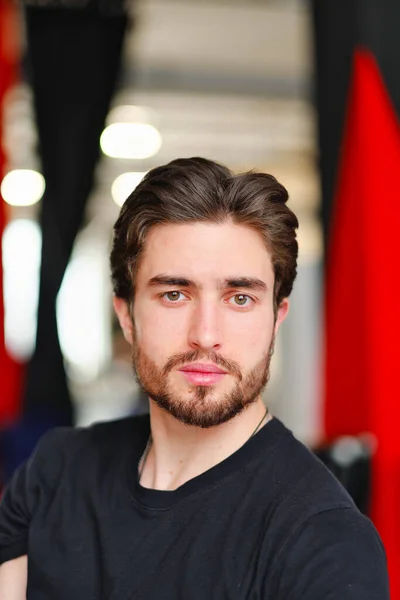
324, 49, 400, 598
0, 0, 23, 424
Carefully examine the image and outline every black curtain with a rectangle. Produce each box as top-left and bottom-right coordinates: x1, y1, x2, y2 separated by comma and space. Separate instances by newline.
312, 0, 400, 251
2, 4, 129, 474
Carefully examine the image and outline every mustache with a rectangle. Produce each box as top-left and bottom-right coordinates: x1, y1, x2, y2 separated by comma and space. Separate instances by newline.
162, 349, 243, 381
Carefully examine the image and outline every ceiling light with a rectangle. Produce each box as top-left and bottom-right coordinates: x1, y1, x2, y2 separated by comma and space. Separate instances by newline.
111, 172, 147, 207
2, 219, 41, 359
100, 123, 162, 160
1, 169, 45, 207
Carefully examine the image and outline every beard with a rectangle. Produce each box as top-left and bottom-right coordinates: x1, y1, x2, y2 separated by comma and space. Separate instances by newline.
132, 339, 275, 429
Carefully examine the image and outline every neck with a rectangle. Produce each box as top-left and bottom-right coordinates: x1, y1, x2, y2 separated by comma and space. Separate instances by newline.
139, 397, 271, 491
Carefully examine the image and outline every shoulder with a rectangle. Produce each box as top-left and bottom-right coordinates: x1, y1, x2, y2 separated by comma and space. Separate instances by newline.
32, 414, 149, 478
270, 507, 389, 599
263, 419, 356, 515
0, 414, 149, 564
256, 420, 389, 598
8, 414, 148, 502
287, 507, 385, 561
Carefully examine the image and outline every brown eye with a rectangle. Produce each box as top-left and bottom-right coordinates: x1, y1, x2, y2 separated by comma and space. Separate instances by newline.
164, 291, 183, 302
233, 294, 251, 306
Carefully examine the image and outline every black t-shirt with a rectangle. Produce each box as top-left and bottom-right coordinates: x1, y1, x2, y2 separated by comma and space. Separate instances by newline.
0, 415, 389, 599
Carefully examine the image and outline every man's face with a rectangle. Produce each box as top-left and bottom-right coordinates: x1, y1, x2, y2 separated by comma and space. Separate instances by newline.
114, 221, 288, 428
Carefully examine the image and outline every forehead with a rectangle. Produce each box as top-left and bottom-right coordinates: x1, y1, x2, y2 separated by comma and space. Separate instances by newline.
136, 221, 274, 285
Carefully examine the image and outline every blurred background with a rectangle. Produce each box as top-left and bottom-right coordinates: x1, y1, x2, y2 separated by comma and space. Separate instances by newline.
0, 0, 399, 595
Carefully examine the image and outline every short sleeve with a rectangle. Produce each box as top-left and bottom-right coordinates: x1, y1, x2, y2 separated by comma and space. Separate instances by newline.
0, 428, 71, 564
271, 508, 390, 600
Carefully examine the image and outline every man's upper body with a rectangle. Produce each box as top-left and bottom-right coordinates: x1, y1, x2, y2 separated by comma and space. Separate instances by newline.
0, 158, 390, 597
0, 414, 389, 599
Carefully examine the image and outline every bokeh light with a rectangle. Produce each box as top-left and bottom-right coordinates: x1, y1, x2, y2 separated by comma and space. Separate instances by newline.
111, 171, 147, 207
1, 169, 45, 206
100, 123, 162, 159
2, 219, 41, 359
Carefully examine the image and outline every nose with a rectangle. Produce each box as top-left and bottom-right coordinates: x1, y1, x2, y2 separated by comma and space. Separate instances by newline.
187, 299, 222, 352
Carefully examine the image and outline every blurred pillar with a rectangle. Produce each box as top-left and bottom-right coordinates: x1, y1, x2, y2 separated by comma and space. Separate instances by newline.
24, 3, 128, 420
276, 259, 323, 448
313, 1, 400, 596
0, 2, 129, 480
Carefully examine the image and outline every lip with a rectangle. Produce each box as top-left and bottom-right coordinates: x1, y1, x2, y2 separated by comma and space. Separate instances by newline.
179, 363, 227, 374
178, 363, 227, 387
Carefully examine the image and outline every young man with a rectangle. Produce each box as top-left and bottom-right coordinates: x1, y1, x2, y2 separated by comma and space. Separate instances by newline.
0, 158, 389, 598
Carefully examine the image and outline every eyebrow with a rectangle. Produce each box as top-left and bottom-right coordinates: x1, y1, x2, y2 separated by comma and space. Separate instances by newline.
148, 275, 196, 288
147, 274, 268, 292
222, 277, 268, 292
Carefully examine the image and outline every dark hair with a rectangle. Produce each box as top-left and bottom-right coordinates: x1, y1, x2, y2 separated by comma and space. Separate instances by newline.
110, 157, 298, 311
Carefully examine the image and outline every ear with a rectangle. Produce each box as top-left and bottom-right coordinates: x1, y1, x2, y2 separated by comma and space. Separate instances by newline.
274, 298, 289, 336
113, 296, 134, 345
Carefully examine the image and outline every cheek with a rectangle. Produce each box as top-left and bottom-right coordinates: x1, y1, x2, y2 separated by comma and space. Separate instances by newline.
133, 303, 187, 358
227, 309, 273, 339
225, 311, 274, 360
